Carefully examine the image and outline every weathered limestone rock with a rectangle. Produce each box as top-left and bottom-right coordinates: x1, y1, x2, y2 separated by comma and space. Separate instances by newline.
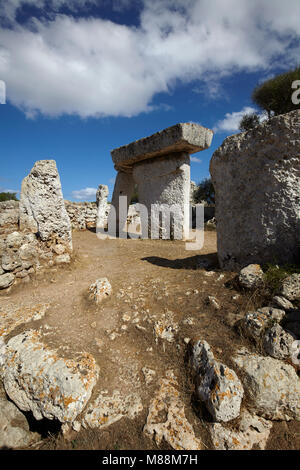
0, 397, 40, 449
239, 307, 286, 343
19, 160, 72, 250
232, 348, 300, 420
110, 123, 213, 239
190, 339, 244, 422
263, 324, 296, 359
0, 200, 19, 235
0, 330, 99, 423
82, 390, 143, 429
262, 323, 296, 359
210, 410, 272, 450
0, 303, 49, 339
89, 278, 112, 304
272, 296, 294, 311
279, 274, 300, 301
238, 264, 264, 289
143, 371, 202, 450
111, 123, 213, 171
210, 110, 300, 269
0, 272, 15, 289
96, 184, 109, 229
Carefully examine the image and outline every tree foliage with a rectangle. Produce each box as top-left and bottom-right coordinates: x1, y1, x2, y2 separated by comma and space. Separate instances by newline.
239, 112, 260, 132
0, 192, 18, 202
252, 66, 300, 117
193, 178, 215, 205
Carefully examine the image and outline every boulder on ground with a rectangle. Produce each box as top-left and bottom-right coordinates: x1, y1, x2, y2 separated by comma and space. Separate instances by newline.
239, 307, 285, 343
262, 323, 296, 359
232, 348, 300, 421
238, 264, 264, 290
209, 409, 272, 450
0, 330, 99, 423
190, 339, 244, 422
89, 278, 112, 304
0, 272, 15, 289
280, 274, 300, 301
143, 371, 202, 450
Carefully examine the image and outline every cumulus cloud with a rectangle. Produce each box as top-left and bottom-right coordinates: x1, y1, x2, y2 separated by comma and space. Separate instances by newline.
0, 0, 299, 118
213, 106, 268, 133
71, 187, 97, 200
190, 156, 202, 163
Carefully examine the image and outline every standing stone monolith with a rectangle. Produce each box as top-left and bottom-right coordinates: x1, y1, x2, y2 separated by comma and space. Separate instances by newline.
96, 184, 109, 229
110, 123, 213, 239
210, 110, 300, 270
19, 160, 72, 250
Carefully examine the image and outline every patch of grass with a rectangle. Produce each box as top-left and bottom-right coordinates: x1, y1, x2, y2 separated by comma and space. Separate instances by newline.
262, 263, 300, 297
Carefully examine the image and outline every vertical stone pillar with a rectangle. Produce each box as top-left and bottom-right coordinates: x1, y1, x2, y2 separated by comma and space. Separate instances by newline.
96, 184, 109, 229
107, 171, 135, 235
132, 153, 190, 239
210, 110, 300, 269
19, 160, 72, 250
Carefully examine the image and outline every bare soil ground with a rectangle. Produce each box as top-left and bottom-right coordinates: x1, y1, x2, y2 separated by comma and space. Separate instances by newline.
1, 228, 300, 450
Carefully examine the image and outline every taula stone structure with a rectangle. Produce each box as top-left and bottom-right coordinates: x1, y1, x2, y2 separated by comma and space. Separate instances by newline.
20, 160, 72, 250
210, 110, 300, 270
109, 123, 213, 239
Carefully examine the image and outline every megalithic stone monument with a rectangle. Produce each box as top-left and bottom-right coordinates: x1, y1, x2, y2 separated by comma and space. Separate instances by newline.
109, 123, 213, 239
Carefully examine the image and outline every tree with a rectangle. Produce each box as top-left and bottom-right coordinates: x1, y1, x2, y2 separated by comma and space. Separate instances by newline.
252, 66, 300, 117
239, 112, 260, 132
0, 192, 18, 202
193, 178, 215, 205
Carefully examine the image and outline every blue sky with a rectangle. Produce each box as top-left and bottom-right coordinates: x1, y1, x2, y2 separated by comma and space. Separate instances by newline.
0, 0, 299, 201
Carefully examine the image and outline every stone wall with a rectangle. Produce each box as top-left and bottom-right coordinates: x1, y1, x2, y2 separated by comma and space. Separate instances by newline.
0, 201, 19, 236
65, 201, 100, 230
210, 109, 300, 270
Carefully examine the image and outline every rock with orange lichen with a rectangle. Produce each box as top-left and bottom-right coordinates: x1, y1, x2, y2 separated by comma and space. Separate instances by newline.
232, 348, 300, 421
0, 330, 99, 423
190, 339, 244, 422
210, 410, 272, 450
143, 371, 202, 450
82, 390, 143, 429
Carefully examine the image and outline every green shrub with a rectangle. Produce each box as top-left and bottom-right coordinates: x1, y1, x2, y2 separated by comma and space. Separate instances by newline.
0, 192, 18, 202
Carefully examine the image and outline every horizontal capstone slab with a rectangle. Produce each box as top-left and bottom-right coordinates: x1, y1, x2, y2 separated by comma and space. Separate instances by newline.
111, 123, 213, 170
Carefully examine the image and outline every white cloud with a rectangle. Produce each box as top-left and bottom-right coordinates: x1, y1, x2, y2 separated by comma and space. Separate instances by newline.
71, 187, 97, 200
0, 0, 299, 118
190, 156, 202, 163
213, 106, 257, 133
213, 106, 269, 134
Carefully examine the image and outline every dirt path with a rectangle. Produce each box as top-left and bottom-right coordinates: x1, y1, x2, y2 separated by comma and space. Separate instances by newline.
1, 229, 299, 450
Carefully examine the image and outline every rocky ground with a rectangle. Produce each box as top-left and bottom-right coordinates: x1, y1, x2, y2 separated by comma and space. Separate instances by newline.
0, 228, 299, 451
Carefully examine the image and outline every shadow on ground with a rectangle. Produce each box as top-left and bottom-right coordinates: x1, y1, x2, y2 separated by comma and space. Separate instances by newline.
141, 253, 219, 270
